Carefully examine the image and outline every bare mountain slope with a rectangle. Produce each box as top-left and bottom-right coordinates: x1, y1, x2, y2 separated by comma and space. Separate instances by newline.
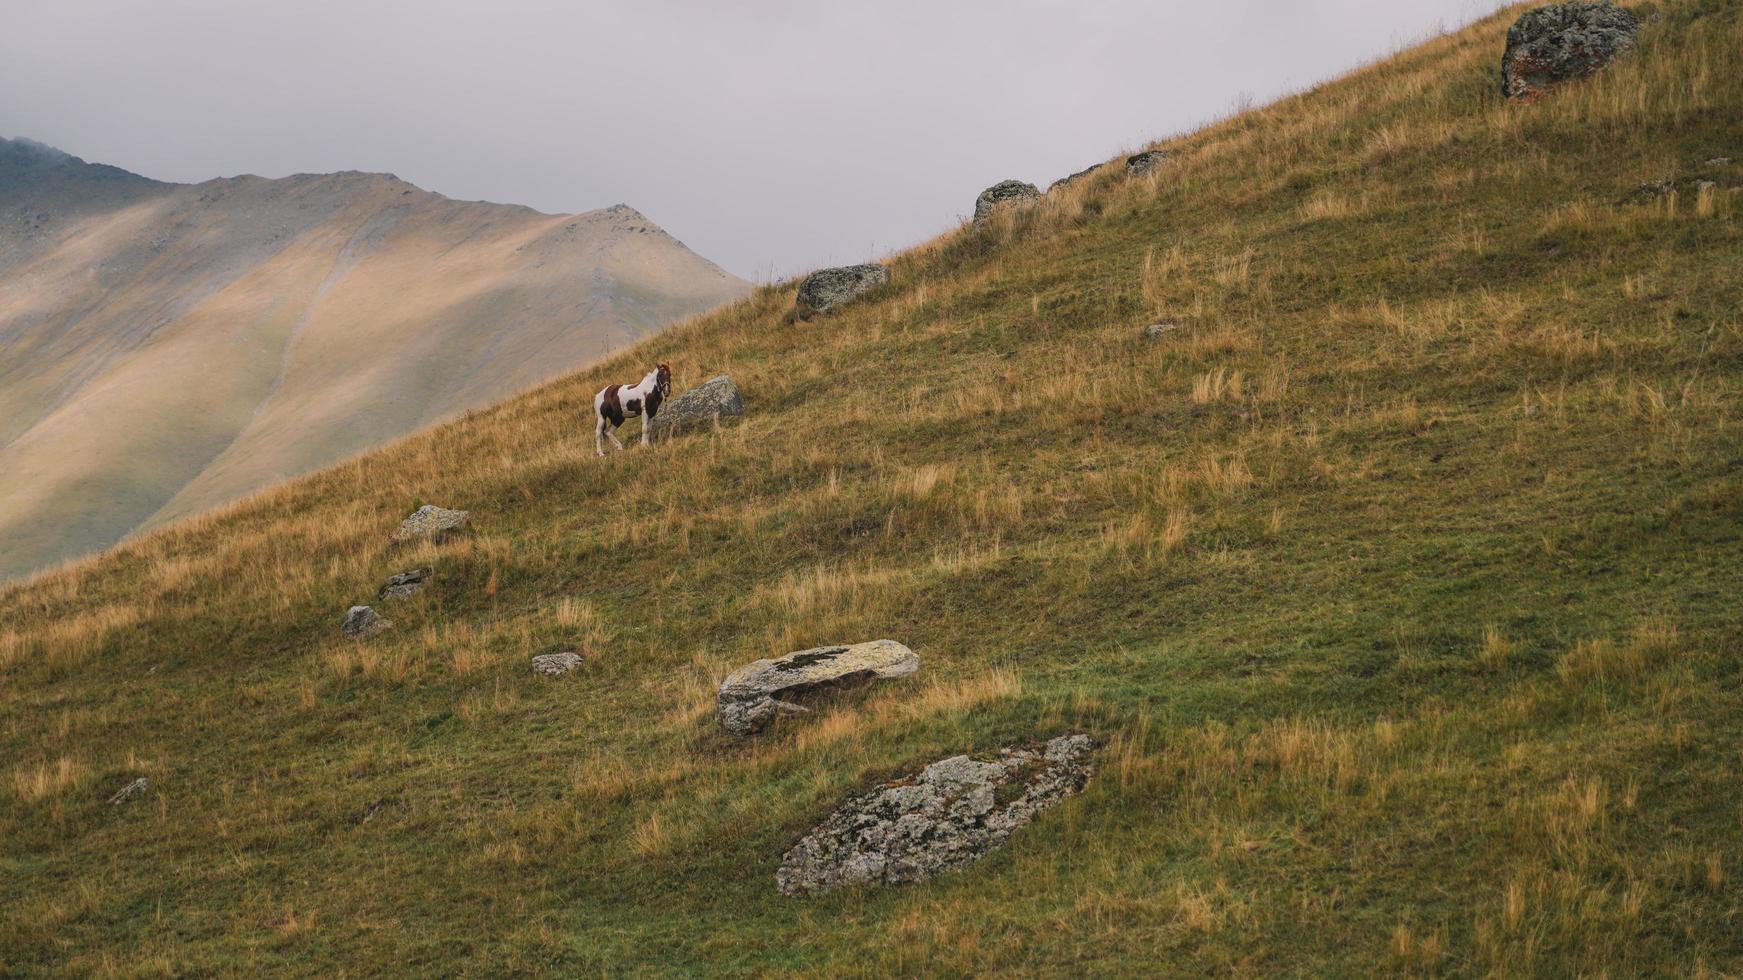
0, 139, 747, 581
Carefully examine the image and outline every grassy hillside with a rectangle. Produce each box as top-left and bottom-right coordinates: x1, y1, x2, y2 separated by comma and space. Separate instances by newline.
4, 2, 1741, 973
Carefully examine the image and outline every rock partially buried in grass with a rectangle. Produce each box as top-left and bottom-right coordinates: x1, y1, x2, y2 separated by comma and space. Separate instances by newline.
108, 776, 149, 806
1049, 164, 1100, 192
795, 264, 890, 319
646, 375, 744, 440
717, 639, 918, 736
972, 180, 1040, 227
392, 504, 469, 542
531, 652, 584, 676
1125, 150, 1169, 177
1500, 1, 1638, 102
776, 734, 1097, 895
1143, 321, 1182, 340
379, 567, 430, 600
341, 605, 390, 639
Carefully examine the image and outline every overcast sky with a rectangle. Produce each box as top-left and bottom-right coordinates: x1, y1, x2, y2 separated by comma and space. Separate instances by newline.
2, 0, 1505, 281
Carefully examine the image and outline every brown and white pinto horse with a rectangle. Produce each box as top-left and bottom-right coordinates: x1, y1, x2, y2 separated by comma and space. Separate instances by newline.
593, 363, 671, 456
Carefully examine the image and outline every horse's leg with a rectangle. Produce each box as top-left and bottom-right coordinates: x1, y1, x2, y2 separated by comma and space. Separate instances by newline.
595, 414, 607, 457
607, 424, 625, 451
640, 411, 653, 447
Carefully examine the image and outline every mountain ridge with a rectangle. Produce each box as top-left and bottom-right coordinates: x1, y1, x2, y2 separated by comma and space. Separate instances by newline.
0, 136, 747, 581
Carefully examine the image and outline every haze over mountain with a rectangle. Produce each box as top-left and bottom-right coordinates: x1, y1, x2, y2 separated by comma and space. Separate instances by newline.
0, 137, 747, 582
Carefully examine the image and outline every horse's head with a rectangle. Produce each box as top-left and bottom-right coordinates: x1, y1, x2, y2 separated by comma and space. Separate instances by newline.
655, 362, 672, 397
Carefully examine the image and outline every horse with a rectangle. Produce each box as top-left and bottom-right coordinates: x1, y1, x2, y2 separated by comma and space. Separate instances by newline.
593, 362, 672, 456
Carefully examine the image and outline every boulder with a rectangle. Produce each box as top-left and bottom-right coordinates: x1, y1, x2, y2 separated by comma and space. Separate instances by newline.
1049, 165, 1099, 192
1125, 150, 1169, 177
717, 639, 918, 736
341, 605, 391, 639
776, 734, 1097, 895
972, 180, 1041, 227
795, 264, 890, 319
392, 504, 469, 542
380, 567, 431, 600
1143, 321, 1183, 340
1500, 2, 1639, 102
646, 375, 744, 440
108, 776, 149, 806
532, 652, 585, 676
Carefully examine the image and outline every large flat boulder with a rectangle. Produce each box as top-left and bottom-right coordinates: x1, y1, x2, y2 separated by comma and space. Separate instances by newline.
717, 639, 918, 736
646, 375, 744, 440
1501, 1, 1638, 102
776, 734, 1097, 895
392, 505, 469, 542
795, 264, 890, 319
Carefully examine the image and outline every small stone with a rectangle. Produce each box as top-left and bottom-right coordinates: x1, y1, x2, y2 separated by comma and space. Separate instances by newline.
1694, 179, 1718, 193
380, 567, 431, 600
1143, 321, 1182, 340
392, 505, 469, 542
1125, 150, 1169, 177
1705, 157, 1731, 167
972, 180, 1041, 227
1501, 2, 1639, 102
646, 375, 744, 440
341, 605, 391, 639
717, 639, 919, 736
795, 264, 890, 319
532, 652, 585, 676
775, 734, 1097, 895
108, 777, 148, 805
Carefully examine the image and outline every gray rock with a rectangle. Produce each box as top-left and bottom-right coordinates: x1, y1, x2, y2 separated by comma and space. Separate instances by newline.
532, 652, 584, 676
1049, 164, 1100, 192
1501, 2, 1639, 102
646, 375, 744, 440
717, 639, 918, 736
1125, 150, 1169, 177
380, 567, 431, 600
1694, 179, 1718, 193
392, 504, 469, 542
795, 264, 890, 319
1143, 321, 1183, 340
108, 776, 149, 806
1706, 157, 1731, 168
776, 734, 1097, 895
341, 605, 391, 639
972, 180, 1041, 227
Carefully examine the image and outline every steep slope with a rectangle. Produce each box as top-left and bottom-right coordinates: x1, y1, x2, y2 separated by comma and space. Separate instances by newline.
3, 2, 1742, 974
0, 143, 747, 582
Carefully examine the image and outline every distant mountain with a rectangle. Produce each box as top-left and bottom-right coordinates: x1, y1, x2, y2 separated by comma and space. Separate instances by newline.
0, 137, 748, 581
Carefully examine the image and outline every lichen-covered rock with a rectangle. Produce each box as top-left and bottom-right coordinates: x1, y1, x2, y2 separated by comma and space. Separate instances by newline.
1143, 321, 1182, 340
1501, 2, 1638, 102
341, 605, 390, 639
1125, 150, 1169, 177
795, 264, 890, 319
646, 375, 744, 440
776, 734, 1097, 895
380, 567, 431, 600
392, 505, 469, 542
108, 777, 149, 806
532, 652, 584, 676
972, 180, 1040, 227
717, 639, 918, 736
